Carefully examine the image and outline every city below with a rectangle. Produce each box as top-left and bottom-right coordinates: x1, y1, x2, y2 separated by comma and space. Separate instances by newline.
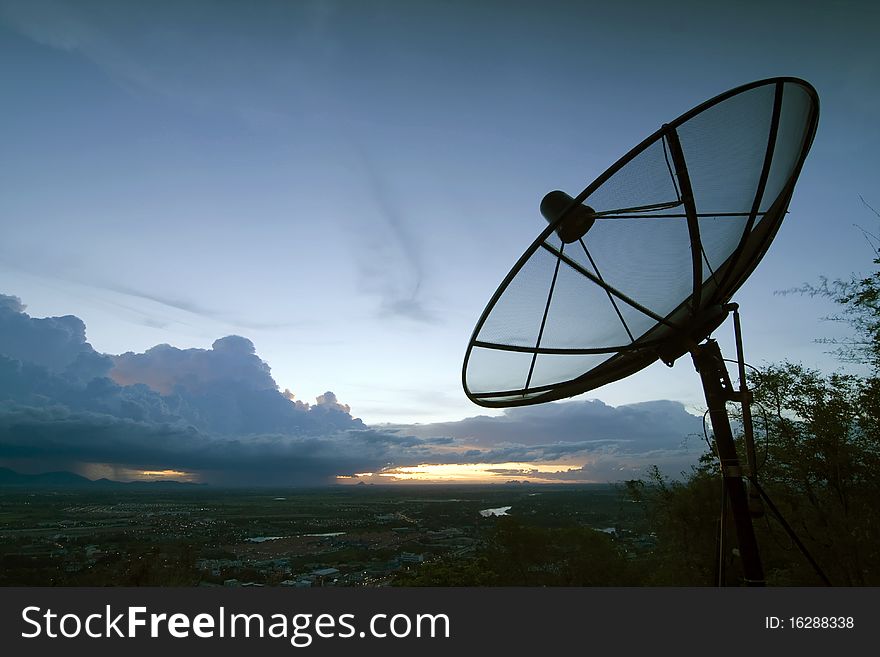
0, 479, 654, 587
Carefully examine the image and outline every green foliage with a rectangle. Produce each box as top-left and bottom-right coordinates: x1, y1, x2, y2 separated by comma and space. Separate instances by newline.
624, 464, 721, 585
750, 364, 880, 585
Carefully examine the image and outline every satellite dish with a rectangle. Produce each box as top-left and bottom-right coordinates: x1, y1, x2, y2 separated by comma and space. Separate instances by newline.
463, 78, 820, 586
463, 77, 818, 407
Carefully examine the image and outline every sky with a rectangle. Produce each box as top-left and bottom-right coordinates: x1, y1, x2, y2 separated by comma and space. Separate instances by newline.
0, 0, 878, 484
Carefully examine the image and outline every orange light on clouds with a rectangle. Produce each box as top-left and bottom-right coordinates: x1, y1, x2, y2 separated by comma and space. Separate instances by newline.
140, 469, 188, 478
127, 468, 198, 482
79, 463, 199, 483
336, 461, 591, 484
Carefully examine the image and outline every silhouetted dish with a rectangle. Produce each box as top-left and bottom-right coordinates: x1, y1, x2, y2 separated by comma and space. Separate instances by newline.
463, 77, 819, 407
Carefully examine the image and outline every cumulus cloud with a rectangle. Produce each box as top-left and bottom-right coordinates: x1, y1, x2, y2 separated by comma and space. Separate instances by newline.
0, 294, 372, 482
315, 391, 351, 414
110, 335, 275, 394
101, 334, 368, 436
0, 293, 112, 381
0, 294, 25, 313
281, 388, 311, 411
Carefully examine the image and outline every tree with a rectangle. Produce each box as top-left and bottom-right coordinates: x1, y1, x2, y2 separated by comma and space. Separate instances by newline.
632, 202, 880, 585
746, 363, 880, 584
395, 518, 634, 586
624, 463, 721, 585
792, 197, 880, 368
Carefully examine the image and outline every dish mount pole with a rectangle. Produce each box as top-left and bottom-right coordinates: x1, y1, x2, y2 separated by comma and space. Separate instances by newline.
691, 337, 765, 587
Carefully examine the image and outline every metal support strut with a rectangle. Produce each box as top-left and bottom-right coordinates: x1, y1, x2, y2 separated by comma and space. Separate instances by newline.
728, 303, 765, 519
692, 339, 765, 586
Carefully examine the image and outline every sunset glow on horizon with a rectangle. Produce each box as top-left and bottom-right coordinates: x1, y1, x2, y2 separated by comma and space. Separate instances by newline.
337, 461, 591, 485
77, 463, 200, 483
127, 468, 199, 483
139, 469, 189, 478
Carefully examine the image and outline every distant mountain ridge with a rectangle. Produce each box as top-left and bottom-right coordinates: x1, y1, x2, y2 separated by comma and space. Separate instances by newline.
0, 467, 203, 488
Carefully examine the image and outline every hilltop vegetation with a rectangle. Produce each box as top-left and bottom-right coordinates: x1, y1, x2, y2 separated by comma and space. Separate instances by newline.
626, 212, 880, 586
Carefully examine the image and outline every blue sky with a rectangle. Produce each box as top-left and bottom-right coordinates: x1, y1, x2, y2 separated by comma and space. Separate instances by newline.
0, 1, 877, 484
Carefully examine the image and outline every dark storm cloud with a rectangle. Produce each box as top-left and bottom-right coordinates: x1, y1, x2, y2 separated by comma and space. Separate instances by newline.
376, 400, 707, 480
0, 403, 442, 487
530, 447, 702, 483
462, 440, 623, 463
387, 399, 704, 452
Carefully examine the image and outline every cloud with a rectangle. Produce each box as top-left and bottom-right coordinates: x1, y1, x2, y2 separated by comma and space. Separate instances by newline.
106, 335, 365, 436
372, 399, 707, 481
0, 0, 340, 121
345, 137, 437, 323
0, 293, 704, 484
386, 399, 704, 451
0, 293, 364, 445
110, 335, 274, 394
0, 294, 25, 313
0, 304, 457, 487
315, 391, 350, 414
0, 293, 112, 381
514, 447, 701, 483
95, 282, 306, 331
0, 0, 93, 52
0, 403, 442, 487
